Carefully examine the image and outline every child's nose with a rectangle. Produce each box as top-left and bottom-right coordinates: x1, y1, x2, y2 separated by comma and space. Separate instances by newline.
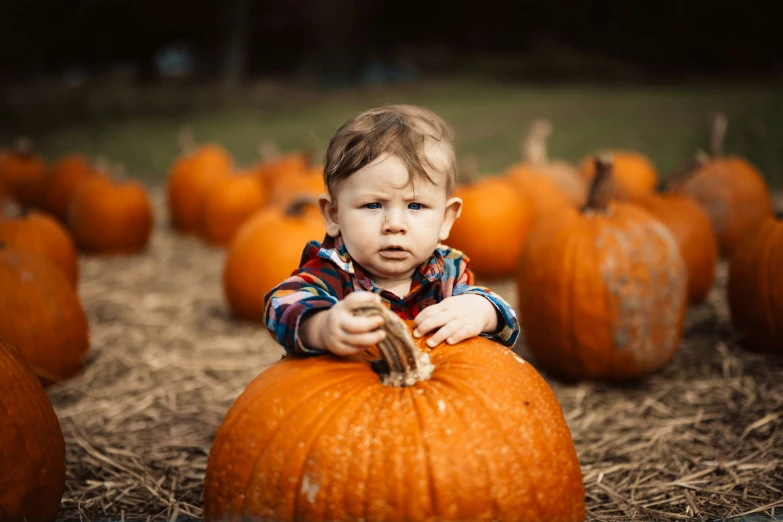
383, 209, 407, 234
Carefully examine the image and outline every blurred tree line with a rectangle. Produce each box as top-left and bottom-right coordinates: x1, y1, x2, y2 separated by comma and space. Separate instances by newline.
0, 0, 779, 86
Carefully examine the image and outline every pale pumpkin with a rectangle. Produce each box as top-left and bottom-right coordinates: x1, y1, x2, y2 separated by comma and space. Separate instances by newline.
204, 303, 585, 522
518, 154, 687, 381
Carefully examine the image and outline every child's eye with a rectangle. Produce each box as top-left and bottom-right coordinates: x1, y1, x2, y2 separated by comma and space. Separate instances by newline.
408, 202, 423, 210
365, 202, 381, 209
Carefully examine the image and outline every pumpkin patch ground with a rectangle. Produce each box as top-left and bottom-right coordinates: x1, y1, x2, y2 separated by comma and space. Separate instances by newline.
40, 187, 783, 522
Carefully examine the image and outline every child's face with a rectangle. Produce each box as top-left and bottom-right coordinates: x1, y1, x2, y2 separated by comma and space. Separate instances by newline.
318, 153, 462, 284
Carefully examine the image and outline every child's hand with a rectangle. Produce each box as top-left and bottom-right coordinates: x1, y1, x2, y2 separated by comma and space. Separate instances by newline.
303, 291, 387, 356
412, 294, 498, 348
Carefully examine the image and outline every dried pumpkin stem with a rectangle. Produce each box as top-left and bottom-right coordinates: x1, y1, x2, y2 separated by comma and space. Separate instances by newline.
458, 154, 479, 185
521, 118, 552, 165
660, 153, 709, 192
582, 153, 614, 213
284, 195, 317, 217
178, 125, 197, 155
257, 139, 280, 161
13, 136, 33, 156
709, 113, 728, 158
354, 304, 434, 387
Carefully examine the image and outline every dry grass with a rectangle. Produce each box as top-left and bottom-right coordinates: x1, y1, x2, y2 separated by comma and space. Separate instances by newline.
49, 187, 783, 521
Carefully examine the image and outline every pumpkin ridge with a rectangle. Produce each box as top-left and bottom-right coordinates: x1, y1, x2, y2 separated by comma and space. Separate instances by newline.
242, 372, 376, 518
418, 376, 500, 516
207, 360, 359, 473
429, 367, 550, 517
290, 383, 382, 520
567, 221, 588, 376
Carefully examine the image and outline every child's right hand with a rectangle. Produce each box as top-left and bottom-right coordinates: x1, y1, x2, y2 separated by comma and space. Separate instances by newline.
302, 291, 387, 356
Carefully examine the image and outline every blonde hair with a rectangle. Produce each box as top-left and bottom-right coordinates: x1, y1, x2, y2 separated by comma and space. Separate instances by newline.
323, 104, 457, 197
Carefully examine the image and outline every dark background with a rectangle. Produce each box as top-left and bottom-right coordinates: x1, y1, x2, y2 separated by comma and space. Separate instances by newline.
1, 0, 780, 85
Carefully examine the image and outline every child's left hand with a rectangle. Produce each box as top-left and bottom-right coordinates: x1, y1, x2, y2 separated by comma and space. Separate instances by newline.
412, 294, 498, 348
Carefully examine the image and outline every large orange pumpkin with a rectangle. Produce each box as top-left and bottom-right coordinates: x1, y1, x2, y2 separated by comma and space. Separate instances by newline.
39, 154, 97, 221
668, 114, 773, 257
518, 154, 687, 381
204, 303, 585, 522
268, 165, 327, 210
506, 119, 586, 209
223, 197, 326, 321
0, 137, 48, 207
0, 244, 90, 385
727, 213, 783, 354
199, 170, 267, 247
166, 128, 233, 233
0, 208, 79, 287
447, 172, 535, 279
0, 333, 66, 522
578, 149, 658, 201
68, 172, 154, 254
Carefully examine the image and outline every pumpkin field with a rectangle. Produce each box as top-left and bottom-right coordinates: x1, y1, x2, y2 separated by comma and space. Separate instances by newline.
1, 80, 782, 521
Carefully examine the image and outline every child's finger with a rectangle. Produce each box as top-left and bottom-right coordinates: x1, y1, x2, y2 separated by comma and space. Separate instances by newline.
413, 309, 449, 338
425, 319, 462, 347
344, 329, 386, 348
341, 313, 385, 333
345, 291, 381, 308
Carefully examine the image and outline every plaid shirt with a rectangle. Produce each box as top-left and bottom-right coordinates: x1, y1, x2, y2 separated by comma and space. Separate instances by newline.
263, 234, 520, 355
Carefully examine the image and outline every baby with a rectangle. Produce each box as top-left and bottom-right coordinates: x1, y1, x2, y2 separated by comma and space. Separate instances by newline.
264, 104, 519, 356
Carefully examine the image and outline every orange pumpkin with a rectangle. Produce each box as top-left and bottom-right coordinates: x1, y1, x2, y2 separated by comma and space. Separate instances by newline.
631, 163, 718, 305
518, 154, 687, 382
668, 114, 773, 257
727, 213, 783, 354
0, 137, 48, 208
268, 165, 327, 209
447, 172, 535, 279
506, 119, 586, 208
68, 171, 154, 254
223, 197, 325, 321
39, 154, 97, 221
0, 333, 66, 522
0, 208, 79, 287
255, 140, 313, 194
579, 149, 658, 201
200, 171, 267, 247
0, 244, 90, 385
166, 128, 233, 233
204, 303, 585, 522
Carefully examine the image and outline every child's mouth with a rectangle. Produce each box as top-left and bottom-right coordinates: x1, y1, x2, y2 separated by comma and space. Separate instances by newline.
380, 247, 409, 259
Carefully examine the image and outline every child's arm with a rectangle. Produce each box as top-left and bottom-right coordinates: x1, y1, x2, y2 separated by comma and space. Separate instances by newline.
264, 266, 385, 356
412, 252, 520, 348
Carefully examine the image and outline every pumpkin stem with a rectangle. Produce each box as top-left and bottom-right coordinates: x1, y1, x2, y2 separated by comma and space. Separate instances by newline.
12, 136, 33, 156
284, 195, 318, 217
659, 152, 709, 192
257, 139, 281, 162
178, 125, 197, 155
582, 153, 614, 213
354, 303, 434, 387
458, 154, 479, 185
1, 198, 30, 219
521, 118, 552, 165
709, 113, 728, 158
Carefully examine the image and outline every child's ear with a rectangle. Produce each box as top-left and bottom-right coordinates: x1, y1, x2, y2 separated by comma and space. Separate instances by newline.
438, 196, 463, 241
317, 193, 341, 237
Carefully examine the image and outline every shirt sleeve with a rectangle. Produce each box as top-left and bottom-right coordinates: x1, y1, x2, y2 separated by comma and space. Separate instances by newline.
263, 247, 344, 355
451, 256, 520, 348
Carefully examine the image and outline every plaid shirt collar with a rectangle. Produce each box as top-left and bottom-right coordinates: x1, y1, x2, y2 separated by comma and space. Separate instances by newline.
317, 234, 444, 291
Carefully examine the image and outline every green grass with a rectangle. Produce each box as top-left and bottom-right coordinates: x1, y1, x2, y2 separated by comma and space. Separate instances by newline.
11, 79, 783, 187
